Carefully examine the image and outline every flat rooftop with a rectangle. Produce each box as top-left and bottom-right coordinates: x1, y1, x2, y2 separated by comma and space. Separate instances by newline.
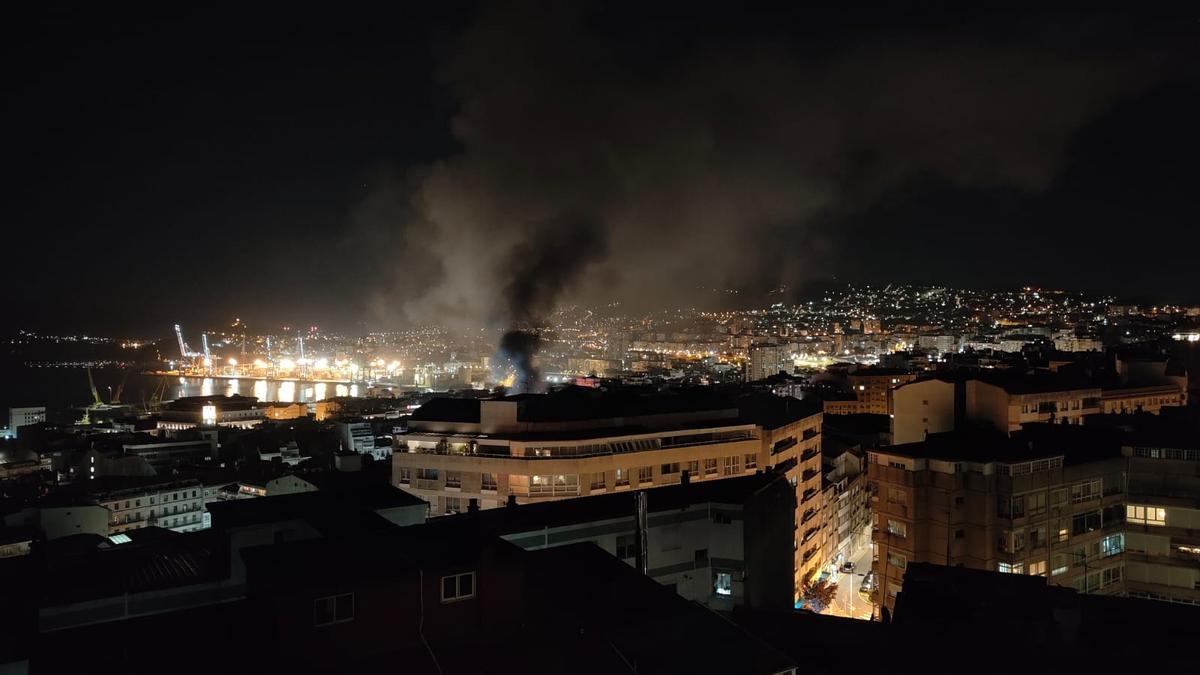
876, 424, 1125, 465
412, 387, 741, 425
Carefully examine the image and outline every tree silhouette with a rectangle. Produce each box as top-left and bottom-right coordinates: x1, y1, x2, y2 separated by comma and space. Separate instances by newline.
801, 577, 838, 612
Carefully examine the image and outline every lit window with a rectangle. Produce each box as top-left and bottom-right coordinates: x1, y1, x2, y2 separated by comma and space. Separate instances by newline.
714, 571, 733, 596
1028, 560, 1047, 576
441, 572, 475, 603
1126, 504, 1166, 526
722, 456, 740, 476
997, 562, 1024, 574
886, 520, 907, 538
314, 593, 354, 626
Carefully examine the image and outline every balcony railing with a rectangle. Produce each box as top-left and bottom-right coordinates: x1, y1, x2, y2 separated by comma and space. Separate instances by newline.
528, 484, 580, 497
772, 437, 798, 455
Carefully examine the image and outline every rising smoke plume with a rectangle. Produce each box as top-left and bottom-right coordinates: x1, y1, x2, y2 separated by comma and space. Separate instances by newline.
493, 329, 543, 394
358, 5, 1166, 330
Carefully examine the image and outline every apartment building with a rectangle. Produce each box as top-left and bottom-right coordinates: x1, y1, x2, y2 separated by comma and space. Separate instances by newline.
819, 444, 869, 570
1123, 438, 1200, 605
1101, 384, 1186, 415
393, 388, 824, 597
747, 345, 791, 382
336, 420, 387, 460
891, 374, 1103, 444
98, 478, 207, 534
892, 365, 1188, 444
434, 470, 796, 612
823, 368, 916, 416
867, 426, 1128, 613
736, 394, 824, 587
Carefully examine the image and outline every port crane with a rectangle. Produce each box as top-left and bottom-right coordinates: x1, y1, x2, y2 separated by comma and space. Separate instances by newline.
111, 369, 130, 404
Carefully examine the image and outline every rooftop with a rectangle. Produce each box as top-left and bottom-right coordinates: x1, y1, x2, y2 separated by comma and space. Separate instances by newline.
735, 392, 822, 430
875, 424, 1125, 465
411, 386, 742, 425
205, 484, 421, 535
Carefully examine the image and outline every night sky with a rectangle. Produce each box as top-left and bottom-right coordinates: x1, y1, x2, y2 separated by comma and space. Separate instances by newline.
6, 4, 1199, 336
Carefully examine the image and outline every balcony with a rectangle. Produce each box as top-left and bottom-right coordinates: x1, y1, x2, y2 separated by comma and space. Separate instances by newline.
528, 485, 580, 497
772, 437, 798, 456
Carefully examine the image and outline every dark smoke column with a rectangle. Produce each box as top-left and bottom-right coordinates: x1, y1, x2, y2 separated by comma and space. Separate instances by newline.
495, 330, 544, 394
491, 215, 607, 394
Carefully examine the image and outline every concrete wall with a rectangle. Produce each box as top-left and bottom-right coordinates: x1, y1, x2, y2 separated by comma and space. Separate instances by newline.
892, 380, 956, 444
39, 505, 109, 540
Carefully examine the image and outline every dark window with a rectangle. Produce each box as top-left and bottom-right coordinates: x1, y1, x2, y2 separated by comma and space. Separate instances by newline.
441, 572, 476, 602
616, 534, 636, 559
314, 593, 354, 626
1072, 510, 1102, 536
954, 529, 965, 539
695, 548, 709, 565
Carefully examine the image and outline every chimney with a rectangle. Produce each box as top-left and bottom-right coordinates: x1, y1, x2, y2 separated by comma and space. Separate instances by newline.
506, 494, 518, 508
680, 469, 690, 486
468, 498, 479, 514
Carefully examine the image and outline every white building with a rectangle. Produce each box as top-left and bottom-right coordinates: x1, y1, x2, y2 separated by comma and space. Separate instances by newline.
337, 420, 387, 460
4, 406, 46, 438
98, 479, 206, 534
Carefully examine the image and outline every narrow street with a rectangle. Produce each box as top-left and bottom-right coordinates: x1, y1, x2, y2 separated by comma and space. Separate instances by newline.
824, 531, 875, 620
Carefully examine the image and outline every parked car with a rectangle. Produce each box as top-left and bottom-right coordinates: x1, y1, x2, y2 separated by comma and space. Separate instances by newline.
841, 561, 856, 573
858, 570, 877, 600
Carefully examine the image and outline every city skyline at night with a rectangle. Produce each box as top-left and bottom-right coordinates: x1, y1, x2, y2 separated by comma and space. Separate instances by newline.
5, 4, 1200, 335
4, 5, 1200, 674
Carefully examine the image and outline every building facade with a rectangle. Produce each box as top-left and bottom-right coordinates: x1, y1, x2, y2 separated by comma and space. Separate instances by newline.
439, 471, 796, 612
394, 390, 825, 601
824, 369, 916, 416
336, 420, 386, 460
868, 428, 1138, 614
99, 479, 206, 534
892, 372, 1188, 444
7, 406, 46, 436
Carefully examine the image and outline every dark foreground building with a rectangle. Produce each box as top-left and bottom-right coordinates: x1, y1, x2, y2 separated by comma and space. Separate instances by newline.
1, 484, 797, 675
